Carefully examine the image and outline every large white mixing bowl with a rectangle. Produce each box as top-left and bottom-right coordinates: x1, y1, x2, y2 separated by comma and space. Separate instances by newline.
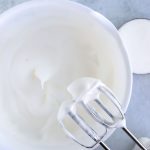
0, 1, 132, 150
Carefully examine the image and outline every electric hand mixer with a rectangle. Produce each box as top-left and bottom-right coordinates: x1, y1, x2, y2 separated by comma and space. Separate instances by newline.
58, 78, 147, 150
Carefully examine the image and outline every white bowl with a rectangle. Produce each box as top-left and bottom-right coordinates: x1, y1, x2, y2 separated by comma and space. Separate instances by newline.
0, 0, 132, 150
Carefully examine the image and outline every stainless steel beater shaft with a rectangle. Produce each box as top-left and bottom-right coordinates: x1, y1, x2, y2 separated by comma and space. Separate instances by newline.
81, 81, 147, 150
122, 127, 147, 150
58, 80, 147, 150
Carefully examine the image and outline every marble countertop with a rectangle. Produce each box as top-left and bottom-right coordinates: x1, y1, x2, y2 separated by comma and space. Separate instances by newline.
0, 0, 150, 150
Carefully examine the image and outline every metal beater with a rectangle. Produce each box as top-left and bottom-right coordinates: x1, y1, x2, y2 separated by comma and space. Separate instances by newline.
58, 79, 147, 150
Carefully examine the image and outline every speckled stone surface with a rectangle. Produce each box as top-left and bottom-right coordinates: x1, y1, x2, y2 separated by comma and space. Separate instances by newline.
0, 0, 150, 150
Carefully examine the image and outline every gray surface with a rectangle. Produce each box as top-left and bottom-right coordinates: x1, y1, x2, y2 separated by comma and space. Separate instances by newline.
0, 0, 150, 150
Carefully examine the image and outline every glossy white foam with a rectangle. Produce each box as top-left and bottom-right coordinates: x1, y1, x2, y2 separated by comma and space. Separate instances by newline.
0, 1, 132, 150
